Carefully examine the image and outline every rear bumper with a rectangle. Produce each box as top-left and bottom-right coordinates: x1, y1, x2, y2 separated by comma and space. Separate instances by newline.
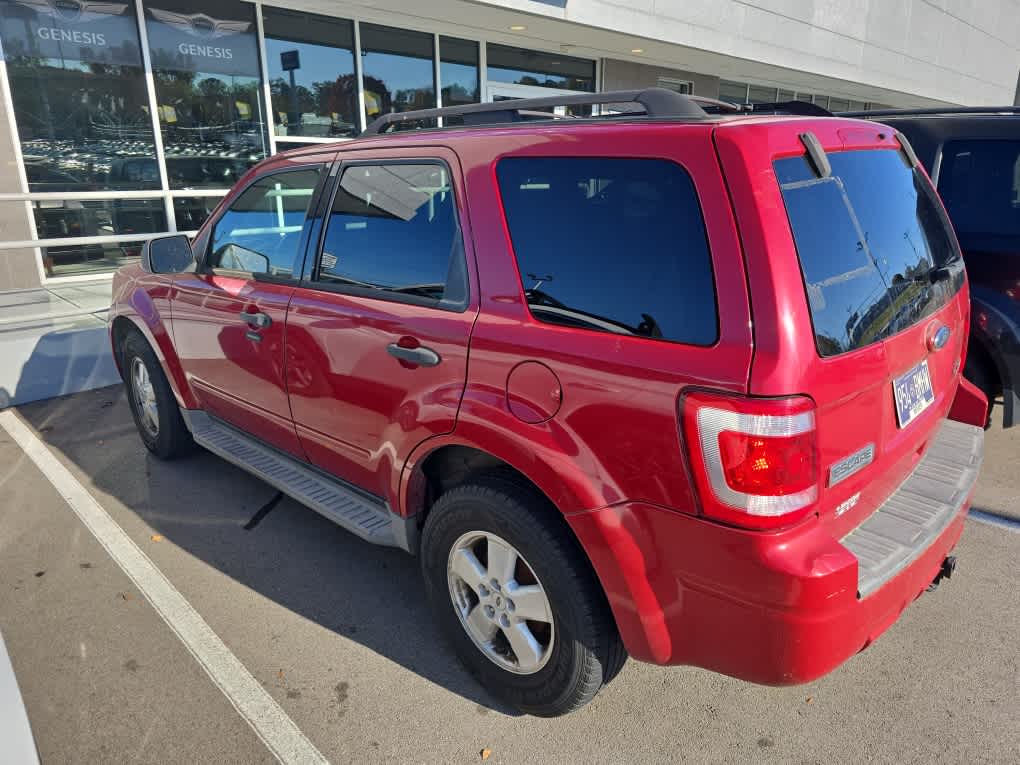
567, 419, 983, 685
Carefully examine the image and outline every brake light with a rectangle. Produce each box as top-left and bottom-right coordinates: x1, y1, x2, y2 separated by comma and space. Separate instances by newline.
681, 391, 819, 530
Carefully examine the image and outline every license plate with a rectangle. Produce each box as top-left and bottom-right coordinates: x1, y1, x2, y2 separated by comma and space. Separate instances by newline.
893, 360, 934, 428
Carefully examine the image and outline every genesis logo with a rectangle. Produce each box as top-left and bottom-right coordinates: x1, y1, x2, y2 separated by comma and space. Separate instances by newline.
148, 8, 250, 39
13, 0, 128, 23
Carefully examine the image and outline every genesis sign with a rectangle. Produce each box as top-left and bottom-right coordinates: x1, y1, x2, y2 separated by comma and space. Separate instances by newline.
145, 5, 258, 76
0, 0, 141, 66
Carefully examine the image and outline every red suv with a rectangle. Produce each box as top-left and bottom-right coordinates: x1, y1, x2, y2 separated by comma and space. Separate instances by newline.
109, 89, 988, 717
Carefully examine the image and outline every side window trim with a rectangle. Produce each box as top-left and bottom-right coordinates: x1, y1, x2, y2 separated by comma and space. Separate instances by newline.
303, 157, 471, 313
202, 163, 328, 281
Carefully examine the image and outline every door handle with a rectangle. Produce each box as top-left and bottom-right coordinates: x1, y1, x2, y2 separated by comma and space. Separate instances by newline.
239, 310, 272, 329
387, 343, 441, 367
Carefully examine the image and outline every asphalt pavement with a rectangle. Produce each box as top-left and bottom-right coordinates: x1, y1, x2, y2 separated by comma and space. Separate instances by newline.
0, 385, 1017, 764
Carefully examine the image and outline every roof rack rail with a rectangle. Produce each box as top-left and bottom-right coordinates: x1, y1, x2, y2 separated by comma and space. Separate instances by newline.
839, 106, 1020, 118
362, 87, 709, 135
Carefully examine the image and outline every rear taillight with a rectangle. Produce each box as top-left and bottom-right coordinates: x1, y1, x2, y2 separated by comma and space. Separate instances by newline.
681, 391, 819, 530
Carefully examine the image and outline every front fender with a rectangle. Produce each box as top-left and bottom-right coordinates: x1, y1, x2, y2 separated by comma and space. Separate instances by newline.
110, 272, 197, 410
969, 287, 1020, 427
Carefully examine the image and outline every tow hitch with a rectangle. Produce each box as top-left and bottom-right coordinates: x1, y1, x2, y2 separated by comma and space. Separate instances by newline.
927, 555, 957, 592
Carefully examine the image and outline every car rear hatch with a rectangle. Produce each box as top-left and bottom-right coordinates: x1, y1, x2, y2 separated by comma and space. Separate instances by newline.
714, 119, 969, 539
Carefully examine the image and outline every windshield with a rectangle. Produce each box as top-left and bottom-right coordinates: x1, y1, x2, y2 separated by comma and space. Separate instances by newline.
775, 148, 962, 357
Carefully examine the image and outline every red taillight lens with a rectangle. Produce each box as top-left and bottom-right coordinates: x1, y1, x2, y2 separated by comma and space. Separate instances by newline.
717, 431, 817, 495
681, 391, 820, 530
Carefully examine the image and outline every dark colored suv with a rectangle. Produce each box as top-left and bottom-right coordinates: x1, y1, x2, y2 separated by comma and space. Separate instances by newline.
845, 107, 1020, 428
110, 89, 988, 716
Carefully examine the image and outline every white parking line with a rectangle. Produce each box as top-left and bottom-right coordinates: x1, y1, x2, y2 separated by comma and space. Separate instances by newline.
0, 411, 329, 765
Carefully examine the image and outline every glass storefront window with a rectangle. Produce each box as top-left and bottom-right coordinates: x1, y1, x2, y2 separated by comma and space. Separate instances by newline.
486, 44, 594, 92
440, 37, 479, 106
0, 1, 157, 192
748, 85, 778, 104
172, 196, 223, 231
43, 240, 147, 278
263, 9, 358, 139
719, 80, 749, 104
360, 23, 435, 126
144, 0, 268, 189
27, 198, 166, 240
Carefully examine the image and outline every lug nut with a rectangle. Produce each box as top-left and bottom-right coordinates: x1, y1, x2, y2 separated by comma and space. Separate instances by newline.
478, 584, 489, 597
484, 605, 495, 619
499, 614, 510, 628
506, 599, 515, 612
490, 578, 501, 591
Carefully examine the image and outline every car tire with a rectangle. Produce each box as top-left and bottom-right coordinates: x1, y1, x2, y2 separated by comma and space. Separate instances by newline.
420, 473, 626, 717
122, 331, 194, 459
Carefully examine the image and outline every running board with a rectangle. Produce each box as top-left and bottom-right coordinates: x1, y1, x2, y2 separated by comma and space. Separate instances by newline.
182, 411, 415, 552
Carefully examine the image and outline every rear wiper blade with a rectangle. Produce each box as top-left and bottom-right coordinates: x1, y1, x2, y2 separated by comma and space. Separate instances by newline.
902, 259, 962, 285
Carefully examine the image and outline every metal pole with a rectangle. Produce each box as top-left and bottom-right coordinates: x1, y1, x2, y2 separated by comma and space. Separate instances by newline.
254, 0, 277, 155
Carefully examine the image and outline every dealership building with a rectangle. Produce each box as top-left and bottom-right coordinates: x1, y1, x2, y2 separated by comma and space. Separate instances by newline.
0, 0, 1017, 291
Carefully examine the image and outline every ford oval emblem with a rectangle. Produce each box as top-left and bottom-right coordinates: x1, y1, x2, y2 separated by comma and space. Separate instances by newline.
929, 324, 951, 351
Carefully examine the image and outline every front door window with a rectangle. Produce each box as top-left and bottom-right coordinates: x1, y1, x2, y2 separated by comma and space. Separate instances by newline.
208, 168, 322, 278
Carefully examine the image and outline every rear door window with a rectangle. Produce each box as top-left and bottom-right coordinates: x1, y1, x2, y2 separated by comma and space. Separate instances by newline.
314, 162, 468, 309
495, 157, 717, 345
775, 149, 961, 357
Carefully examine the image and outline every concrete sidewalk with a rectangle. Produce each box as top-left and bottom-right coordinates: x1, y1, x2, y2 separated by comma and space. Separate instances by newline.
0, 281, 119, 408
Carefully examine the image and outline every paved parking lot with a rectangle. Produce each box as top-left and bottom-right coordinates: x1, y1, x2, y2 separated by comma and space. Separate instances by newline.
0, 385, 1017, 764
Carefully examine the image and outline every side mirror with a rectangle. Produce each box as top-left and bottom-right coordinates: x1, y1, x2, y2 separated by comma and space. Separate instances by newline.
142, 234, 194, 274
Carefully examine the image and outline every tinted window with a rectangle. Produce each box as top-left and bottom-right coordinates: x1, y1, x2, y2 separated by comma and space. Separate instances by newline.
440, 37, 479, 107
486, 44, 594, 92
144, 0, 268, 189
173, 196, 223, 232
938, 139, 1020, 249
263, 9, 358, 140
209, 168, 320, 276
776, 149, 961, 357
360, 24, 436, 126
317, 163, 466, 307
0, 0, 157, 191
496, 158, 717, 345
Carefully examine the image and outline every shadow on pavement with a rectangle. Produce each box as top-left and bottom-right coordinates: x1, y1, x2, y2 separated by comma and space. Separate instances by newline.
15, 384, 519, 716
0, 321, 120, 409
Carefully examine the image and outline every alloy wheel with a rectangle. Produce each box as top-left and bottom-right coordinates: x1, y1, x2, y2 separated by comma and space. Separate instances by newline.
447, 531, 555, 675
131, 357, 159, 438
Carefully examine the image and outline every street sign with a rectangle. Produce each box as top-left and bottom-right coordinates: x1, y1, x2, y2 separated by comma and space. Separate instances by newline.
280, 50, 300, 71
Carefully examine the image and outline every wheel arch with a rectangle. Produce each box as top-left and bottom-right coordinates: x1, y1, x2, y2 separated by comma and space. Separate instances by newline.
109, 310, 196, 410
969, 288, 1020, 427
406, 439, 627, 661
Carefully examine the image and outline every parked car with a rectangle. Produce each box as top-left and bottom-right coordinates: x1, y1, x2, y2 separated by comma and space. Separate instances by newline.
109, 89, 988, 717
842, 106, 1020, 428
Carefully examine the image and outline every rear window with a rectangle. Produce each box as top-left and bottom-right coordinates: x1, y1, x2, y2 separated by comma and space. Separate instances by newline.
496, 157, 718, 345
937, 139, 1020, 250
775, 149, 961, 357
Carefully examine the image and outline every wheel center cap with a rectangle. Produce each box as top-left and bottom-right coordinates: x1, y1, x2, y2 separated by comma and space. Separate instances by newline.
495, 596, 502, 607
